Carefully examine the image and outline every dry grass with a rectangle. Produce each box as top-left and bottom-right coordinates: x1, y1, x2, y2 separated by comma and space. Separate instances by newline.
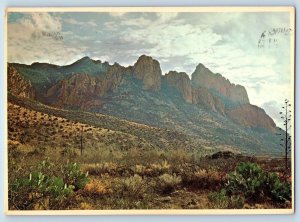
82, 179, 112, 197
8, 102, 154, 154
7, 102, 292, 210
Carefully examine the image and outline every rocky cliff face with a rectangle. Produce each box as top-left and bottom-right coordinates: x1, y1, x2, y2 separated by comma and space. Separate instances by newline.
192, 87, 225, 115
46, 73, 100, 109
133, 55, 162, 91
9, 55, 278, 134
104, 63, 130, 92
226, 104, 276, 133
192, 64, 249, 104
46, 62, 130, 109
165, 71, 193, 103
7, 65, 35, 99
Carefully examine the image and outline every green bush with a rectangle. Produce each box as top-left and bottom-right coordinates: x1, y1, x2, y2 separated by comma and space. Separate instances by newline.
47, 177, 75, 199
226, 162, 291, 203
9, 160, 89, 209
226, 162, 266, 200
63, 162, 90, 190
230, 194, 245, 209
208, 189, 245, 209
266, 172, 291, 203
208, 189, 230, 209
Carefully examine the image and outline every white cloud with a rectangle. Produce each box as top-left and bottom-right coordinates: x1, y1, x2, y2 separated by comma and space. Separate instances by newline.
121, 20, 222, 61
121, 17, 152, 27
87, 20, 97, 27
104, 21, 119, 31
90, 55, 111, 63
8, 13, 86, 65
65, 18, 97, 27
109, 12, 127, 17
21, 12, 62, 32
156, 12, 178, 23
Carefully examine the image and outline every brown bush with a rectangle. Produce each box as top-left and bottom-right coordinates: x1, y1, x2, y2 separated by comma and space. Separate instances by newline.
182, 168, 226, 190
82, 179, 112, 197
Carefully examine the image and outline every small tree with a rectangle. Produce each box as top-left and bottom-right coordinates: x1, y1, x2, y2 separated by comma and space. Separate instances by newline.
278, 99, 292, 171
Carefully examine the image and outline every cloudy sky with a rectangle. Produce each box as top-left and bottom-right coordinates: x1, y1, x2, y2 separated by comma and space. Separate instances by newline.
7, 10, 293, 127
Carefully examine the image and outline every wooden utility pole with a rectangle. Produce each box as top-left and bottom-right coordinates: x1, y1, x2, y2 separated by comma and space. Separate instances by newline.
80, 125, 83, 156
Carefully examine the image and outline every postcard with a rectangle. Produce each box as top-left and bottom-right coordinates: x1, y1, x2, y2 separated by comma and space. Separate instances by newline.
5, 7, 295, 215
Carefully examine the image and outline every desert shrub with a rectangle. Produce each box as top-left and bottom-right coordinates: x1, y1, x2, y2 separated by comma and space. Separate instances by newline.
11, 171, 48, 195
132, 164, 147, 176
82, 162, 118, 176
230, 194, 245, 209
10, 171, 75, 210
149, 160, 171, 176
46, 177, 75, 199
208, 189, 230, 209
63, 162, 90, 190
226, 162, 266, 200
266, 172, 291, 203
208, 189, 244, 209
9, 160, 89, 210
181, 168, 225, 190
226, 162, 291, 203
83, 179, 112, 197
114, 174, 148, 198
79, 202, 93, 210
135, 149, 163, 165
156, 173, 181, 194
166, 149, 192, 165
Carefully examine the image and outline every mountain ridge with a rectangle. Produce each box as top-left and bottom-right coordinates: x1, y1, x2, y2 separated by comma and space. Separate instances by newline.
7, 55, 281, 154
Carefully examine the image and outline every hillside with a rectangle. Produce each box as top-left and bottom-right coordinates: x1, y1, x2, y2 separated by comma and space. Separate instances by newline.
8, 94, 215, 154
8, 55, 283, 155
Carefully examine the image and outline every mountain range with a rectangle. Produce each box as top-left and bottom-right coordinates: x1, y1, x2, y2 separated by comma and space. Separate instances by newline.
7, 55, 283, 155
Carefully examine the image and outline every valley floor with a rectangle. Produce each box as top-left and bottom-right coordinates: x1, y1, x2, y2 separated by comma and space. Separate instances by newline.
8, 146, 292, 210
7, 101, 292, 211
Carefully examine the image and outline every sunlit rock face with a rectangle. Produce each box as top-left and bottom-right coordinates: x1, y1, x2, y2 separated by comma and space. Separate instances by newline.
191, 63, 249, 105
133, 55, 162, 91
8, 55, 278, 134
165, 71, 193, 103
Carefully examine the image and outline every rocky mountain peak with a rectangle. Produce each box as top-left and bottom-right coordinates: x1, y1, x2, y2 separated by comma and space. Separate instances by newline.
165, 71, 193, 103
133, 55, 162, 91
68, 56, 107, 68
192, 63, 249, 104
8, 56, 278, 134
77, 56, 92, 62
